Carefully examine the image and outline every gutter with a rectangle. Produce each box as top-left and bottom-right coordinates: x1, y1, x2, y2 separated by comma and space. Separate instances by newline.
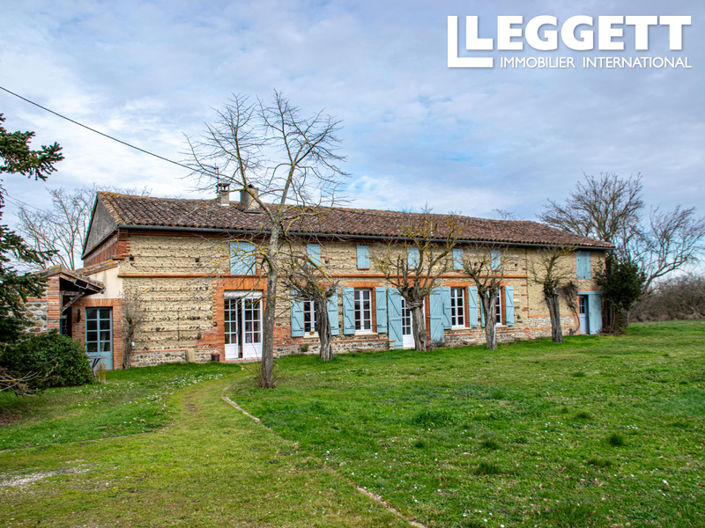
112, 223, 613, 250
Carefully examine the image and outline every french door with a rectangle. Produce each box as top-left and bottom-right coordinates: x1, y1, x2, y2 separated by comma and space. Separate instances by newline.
578, 295, 589, 335
400, 297, 415, 349
224, 292, 263, 360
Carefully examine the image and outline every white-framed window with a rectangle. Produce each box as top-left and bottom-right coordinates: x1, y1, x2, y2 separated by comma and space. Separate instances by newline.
354, 288, 372, 332
450, 287, 465, 327
494, 290, 502, 324
303, 300, 317, 334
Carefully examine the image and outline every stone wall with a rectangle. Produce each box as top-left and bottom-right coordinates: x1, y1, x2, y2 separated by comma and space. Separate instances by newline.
78, 231, 605, 366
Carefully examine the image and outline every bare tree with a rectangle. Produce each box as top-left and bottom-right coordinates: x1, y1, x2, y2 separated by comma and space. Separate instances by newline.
187, 92, 346, 388
540, 172, 643, 253
529, 246, 574, 343
375, 213, 457, 351
17, 187, 93, 269
541, 172, 705, 289
280, 249, 338, 361
637, 206, 705, 290
461, 246, 510, 350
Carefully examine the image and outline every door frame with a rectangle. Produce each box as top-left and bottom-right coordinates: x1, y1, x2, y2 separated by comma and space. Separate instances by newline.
223, 291, 263, 360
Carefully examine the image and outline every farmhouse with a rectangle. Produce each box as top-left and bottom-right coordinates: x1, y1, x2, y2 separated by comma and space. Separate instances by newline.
29, 187, 610, 369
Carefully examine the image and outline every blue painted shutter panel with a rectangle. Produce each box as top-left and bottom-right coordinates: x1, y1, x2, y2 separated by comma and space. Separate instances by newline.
588, 293, 602, 334
342, 287, 355, 335
307, 243, 321, 266
505, 285, 514, 326
467, 286, 478, 328
230, 241, 256, 275
290, 290, 304, 337
441, 286, 452, 329
429, 289, 445, 343
491, 250, 501, 270
408, 247, 420, 269
327, 292, 339, 335
387, 289, 403, 349
480, 291, 486, 328
576, 251, 591, 279
452, 248, 464, 270
375, 287, 387, 333
356, 245, 370, 269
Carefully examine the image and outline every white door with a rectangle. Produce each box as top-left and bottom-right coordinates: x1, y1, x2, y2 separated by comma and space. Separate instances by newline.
224, 292, 263, 359
578, 295, 589, 335
401, 298, 415, 349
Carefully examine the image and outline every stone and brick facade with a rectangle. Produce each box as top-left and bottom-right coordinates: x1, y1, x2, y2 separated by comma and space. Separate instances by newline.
39, 190, 610, 369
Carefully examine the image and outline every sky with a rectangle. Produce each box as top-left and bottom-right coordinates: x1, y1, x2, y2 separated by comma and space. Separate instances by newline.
1, 1, 703, 232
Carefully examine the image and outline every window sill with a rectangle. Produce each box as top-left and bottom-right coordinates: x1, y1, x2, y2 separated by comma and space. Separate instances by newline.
355, 330, 376, 336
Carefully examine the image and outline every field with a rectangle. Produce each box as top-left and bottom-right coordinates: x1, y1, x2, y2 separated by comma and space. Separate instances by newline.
2, 320, 704, 527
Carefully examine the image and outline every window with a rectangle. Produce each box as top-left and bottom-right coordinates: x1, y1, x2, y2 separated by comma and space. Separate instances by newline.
408, 247, 419, 269
579, 295, 588, 315
85, 307, 112, 353
303, 300, 317, 334
490, 250, 501, 270
354, 289, 372, 332
356, 245, 370, 269
452, 248, 464, 270
401, 297, 412, 336
576, 250, 591, 279
307, 243, 321, 266
494, 290, 502, 324
450, 287, 465, 327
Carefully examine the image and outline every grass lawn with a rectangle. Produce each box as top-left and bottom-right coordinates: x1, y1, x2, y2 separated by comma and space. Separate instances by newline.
1, 321, 703, 527
229, 320, 705, 527
0, 364, 406, 527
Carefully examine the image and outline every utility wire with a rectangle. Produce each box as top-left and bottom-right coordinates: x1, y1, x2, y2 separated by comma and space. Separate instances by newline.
0, 85, 193, 172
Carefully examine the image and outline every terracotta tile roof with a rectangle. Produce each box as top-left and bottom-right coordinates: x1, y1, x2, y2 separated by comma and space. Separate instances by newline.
96, 191, 611, 249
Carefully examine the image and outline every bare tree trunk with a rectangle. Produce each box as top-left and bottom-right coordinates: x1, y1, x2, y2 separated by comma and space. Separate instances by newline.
482, 296, 498, 350
411, 302, 427, 351
315, 297, 333, 361
259, 231, 280, 388
545, 291, 564, 343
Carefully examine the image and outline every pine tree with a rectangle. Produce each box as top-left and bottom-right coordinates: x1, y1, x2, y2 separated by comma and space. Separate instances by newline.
0, 113, 63, 343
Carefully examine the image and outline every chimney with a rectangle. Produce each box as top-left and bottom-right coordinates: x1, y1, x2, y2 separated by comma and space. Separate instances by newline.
239, 185, 261, 213
216, 182, 230, 206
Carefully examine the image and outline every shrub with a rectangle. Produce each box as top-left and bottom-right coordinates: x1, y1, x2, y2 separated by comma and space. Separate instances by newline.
0, 331, 93, 392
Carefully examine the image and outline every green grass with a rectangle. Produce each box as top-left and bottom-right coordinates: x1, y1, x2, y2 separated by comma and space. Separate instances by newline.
0, 364, 406, 527
227, 320, 705, 528
1, 320, 703, 527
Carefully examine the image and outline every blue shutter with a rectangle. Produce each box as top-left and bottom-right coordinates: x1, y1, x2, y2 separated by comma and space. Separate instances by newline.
387, 289, 403, 349
467, 286, 478, 328
356, 245, 370, 269
429, 289, 445, 343
452, 248, 464, 270
290, 290, 304, 337
588, 293, 602, 334
375, 287, 387, 333
441, 286, 452, 329
491, 250, 501, 270
577, 251, 591, 279
307, 243, 321, 266
327, 292, 339, 335
230, 241, 256, 275
480, 291, 486, 327
505, 285, 514, 326
342, 287, 355, 335
408, 247, 420, 269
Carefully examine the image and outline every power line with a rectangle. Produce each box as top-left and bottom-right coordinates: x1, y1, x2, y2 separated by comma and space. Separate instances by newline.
0, 85, 193, 172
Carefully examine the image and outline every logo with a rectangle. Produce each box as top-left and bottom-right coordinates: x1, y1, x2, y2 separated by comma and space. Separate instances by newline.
448, 15, 692, 70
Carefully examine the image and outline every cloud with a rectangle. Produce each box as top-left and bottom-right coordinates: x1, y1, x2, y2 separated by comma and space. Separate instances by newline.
1, 0, 702, 230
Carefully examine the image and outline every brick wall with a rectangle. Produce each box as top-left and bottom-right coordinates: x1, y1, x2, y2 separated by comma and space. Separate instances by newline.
77, 231, 605, 366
